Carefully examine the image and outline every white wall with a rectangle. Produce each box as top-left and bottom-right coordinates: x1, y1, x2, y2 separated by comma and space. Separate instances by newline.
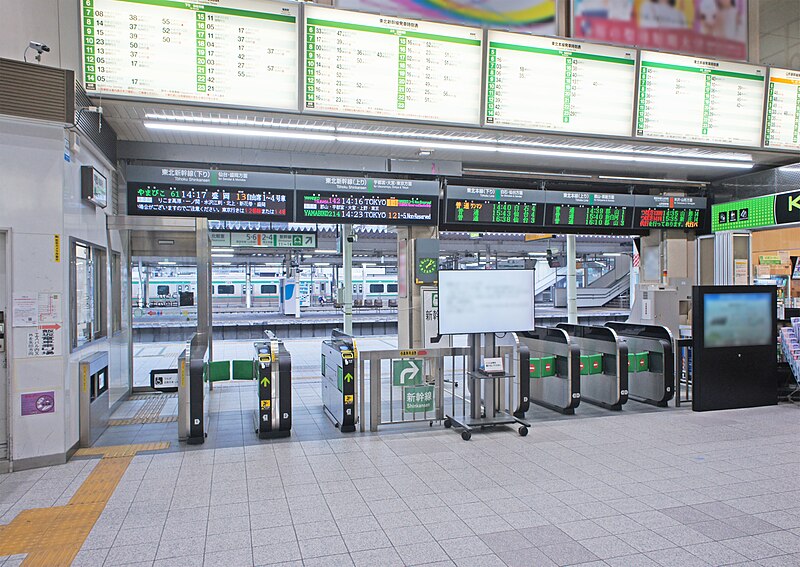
0, 0, 80, 71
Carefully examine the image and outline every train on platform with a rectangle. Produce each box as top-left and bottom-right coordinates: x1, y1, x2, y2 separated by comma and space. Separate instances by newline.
131, 272, 400, 309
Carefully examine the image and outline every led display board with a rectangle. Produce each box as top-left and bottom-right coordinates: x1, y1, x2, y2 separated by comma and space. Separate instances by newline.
636, 51, 766, 147
295, 175, 439, 225
126, 166, 294, 221
712, 190, 800, 232
544, 191, 635, 229
633, 196, 706, 229
443, 185, 546, 231
303, 5, 483, 124
485, 31, 636, 136
81, 0, 298, 110
764, 67, 800, 152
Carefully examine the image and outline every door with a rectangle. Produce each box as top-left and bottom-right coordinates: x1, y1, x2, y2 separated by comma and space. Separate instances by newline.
0, 231, 8, 462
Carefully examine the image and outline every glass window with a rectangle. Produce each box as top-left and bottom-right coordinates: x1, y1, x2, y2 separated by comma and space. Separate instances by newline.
217, 284, 235, 295
111, 253, 122, 334
157, 285, 170, 296
369, 284, 384, 293
72, 240, 107, 350
260, 284, 278, 294
387, 284, 398, 293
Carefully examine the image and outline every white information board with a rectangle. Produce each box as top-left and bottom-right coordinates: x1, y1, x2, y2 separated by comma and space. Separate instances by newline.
636, 51, 766, 147
81, 0, 299, 110
303, 5, 483, 125
764, 67, 800, 152
486, 32, 636, 136
438, 270, 535, 335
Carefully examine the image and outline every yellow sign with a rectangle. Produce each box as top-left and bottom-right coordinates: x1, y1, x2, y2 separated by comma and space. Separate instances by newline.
53, 234, 61, 263
342, 350, 354, 359
344, 395, 354, 404
525, 234, 552, 241
399, 350, 417, 357
258, 354, 272, 362
260, 400, 271, 409
81, 366, 88, 393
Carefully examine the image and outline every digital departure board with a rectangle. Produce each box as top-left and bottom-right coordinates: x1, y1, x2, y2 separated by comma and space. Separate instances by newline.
81, 0, 298, 110
636, 51, 766, 147
303, 6, 483, 125
486, 32, 636, 136
126, 166, 294, 221
764, 68, 800, 151
545, 192, 635, 229
443, 185, 546, 231
295, 175, 439, 226
633, 196, 706, 230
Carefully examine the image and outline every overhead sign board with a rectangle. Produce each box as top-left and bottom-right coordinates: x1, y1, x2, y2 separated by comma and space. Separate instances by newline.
764, 67, 800, 152
632, 196, 706, 230
126, 166, 294, 222
486, 31, 636, 136
211, 232, 317, 248
636, 51, 766, 147
81, 0, 299, 110
544, 191, 635, 230
444, 185, 546, 230
712, 191, 800, 232
303, 5, 483, 125
295, 175, 439, 226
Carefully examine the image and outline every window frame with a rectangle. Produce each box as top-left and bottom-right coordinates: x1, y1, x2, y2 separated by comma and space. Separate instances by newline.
70, 238, 108, 351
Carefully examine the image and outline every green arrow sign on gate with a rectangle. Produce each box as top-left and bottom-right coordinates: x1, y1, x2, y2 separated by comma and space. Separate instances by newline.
392, 359, 423, 386
260, 376, 270, 388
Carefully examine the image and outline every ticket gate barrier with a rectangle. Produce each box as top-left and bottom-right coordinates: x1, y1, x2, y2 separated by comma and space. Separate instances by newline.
321, 330, 357, 433
518, 327, 581, 414
178, 332, 209, 445
253, 337, 292, 439
605, 322, 675, 407
79, 351, 110, 447
556, 324, 628, 411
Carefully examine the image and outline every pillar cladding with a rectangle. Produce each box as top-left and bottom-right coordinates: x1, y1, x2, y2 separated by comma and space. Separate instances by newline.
397, 226, 438, 350
638, 231, 697, 284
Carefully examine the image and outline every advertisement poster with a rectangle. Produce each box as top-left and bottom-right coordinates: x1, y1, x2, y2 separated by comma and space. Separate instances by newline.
572, 0, 748, 60
336, 0, 557, 33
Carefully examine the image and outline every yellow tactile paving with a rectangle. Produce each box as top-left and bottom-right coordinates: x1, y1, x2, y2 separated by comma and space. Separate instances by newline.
0, 442, 170, 566
109, 415, 177, 426
108, 395, 176, 426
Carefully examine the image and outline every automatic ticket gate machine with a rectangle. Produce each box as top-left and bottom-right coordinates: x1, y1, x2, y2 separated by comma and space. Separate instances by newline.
605, 322, 674, 407
253, 335, 292, 439
556, 323, 628, 411
518, 327, 581, 414
321, 330, 357, 433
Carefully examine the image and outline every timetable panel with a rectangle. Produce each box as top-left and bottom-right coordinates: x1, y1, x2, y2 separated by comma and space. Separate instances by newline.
544, 192, 635, 229
486, 32, 636, 136
764, 68, 800, 152
636, 51, 766, 147
303, 5, 483, 125
633, 196, 706, 230
81, 0, 298, 110
443, 185, 546, 231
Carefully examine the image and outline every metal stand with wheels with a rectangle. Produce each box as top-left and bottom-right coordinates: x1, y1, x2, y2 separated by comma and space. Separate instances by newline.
445, 371, 530, 441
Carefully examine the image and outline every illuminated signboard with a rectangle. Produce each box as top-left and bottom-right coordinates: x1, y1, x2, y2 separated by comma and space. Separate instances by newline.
633, 196, 707, 229
486, 31, 636, 136
81, 0, 299, 110
712, 190, 800, 232
764, 67, 800, 152
544, 192, 635, 229
126, 166, 294, 221
295, 175, 439, 225
303, 5, 483, 124
636, 51, 766, 147
443, 185, 546, 231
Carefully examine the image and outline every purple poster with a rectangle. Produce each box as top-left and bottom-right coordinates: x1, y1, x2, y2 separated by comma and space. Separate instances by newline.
21, 392, 55, 416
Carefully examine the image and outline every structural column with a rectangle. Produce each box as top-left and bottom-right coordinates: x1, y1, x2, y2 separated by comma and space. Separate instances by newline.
566, 234, 578, 324
342, 224, 353, 335
397, 225, 438, 349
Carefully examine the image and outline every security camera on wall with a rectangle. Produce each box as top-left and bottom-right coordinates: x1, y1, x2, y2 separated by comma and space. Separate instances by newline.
25, 41, 50, 63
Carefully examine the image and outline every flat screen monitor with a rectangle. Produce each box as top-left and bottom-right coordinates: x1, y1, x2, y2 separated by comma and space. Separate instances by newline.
438, 270, 534, 335
703, 292, 774, 349
792, 257, 800, 280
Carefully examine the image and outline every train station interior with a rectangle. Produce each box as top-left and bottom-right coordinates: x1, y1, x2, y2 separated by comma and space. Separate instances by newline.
2, 0, 800, 565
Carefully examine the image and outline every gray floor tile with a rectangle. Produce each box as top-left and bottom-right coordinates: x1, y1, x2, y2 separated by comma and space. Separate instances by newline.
438, 535, 493, 559
538, 541, 599, 566
252, 542, 301, 566
299, 534, 348, 559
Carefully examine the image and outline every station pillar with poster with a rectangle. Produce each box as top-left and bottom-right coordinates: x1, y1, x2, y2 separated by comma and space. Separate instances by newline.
397, 228, 439, 350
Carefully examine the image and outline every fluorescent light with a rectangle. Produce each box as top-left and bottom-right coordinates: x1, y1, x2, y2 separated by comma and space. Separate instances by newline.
528, 252, 547, 256
158, 261, 176, 265
598, 175, 708, 185
213, 253, 234, 258
315, 262, 331, 266
212, 248, 234, 253
315, 249, 339, 253
602, 253, 623, 257
145, 113, 337, 131
144, 121, 337, 142
215, 262, 231, 266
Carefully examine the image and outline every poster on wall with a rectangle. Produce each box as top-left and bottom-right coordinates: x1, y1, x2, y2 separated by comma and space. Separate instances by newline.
572, 0, 748, 60
21, 326, 63, 358
21, 392, 56, 416
336, 0, 557, 33
12, 294, 38, 326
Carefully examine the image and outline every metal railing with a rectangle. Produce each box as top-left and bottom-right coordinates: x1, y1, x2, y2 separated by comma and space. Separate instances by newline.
359, 347, 470, 432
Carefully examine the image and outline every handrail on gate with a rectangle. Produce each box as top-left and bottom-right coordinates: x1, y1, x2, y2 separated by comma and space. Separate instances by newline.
359, 346, 470, 432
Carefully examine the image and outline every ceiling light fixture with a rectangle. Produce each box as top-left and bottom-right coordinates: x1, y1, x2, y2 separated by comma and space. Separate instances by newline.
144, 121, 337, 142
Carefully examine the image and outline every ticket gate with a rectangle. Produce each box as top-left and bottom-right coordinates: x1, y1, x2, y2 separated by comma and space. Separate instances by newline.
253, 337, 292, 439
556, 323, 628, 410
605, 322, 675, 407
518, 327, 581, 414
321, 330, 357, 433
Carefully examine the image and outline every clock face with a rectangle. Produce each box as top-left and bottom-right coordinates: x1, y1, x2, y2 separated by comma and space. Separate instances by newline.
418, 258, 437, 275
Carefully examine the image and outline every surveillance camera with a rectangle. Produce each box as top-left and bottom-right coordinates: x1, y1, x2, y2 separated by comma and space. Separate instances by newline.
28, 41, 50, 54
346, 235, 357, 243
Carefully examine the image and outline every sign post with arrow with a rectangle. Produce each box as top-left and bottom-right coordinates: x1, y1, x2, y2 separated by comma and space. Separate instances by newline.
392, 359, 423, 387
